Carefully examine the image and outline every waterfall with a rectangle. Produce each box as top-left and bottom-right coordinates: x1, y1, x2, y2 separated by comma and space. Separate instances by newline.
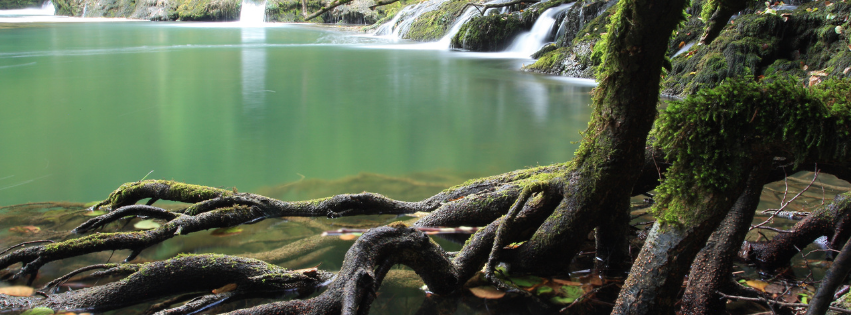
505, 3, 574, 57
373, 0, 448, 39
41, 0, 55, 15
435, 0, 511, 47
0, 0, 54, 15
240, 0, 266, 24
673, 41, 695, 58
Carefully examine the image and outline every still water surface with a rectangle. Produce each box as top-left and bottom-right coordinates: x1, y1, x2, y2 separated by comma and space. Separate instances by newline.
0, 22, 593, 205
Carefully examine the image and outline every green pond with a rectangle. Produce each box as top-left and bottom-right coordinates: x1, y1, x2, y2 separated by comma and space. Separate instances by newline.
0, 21, 595, 314
0, 22, 593, 206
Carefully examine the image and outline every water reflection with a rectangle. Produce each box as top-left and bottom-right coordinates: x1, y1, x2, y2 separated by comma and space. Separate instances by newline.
241, 27, 267, 113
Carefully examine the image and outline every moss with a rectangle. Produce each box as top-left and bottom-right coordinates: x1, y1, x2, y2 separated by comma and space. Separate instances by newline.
174, 0, 239, 20
0, 0, 45, 9
450, 14, 525, 51
651, 76, 851, 225
404, 0, 467, 41
523, 47, 568, 72
664, 2, 851, 97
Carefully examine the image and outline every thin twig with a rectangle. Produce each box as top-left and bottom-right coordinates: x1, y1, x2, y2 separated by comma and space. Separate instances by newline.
716, 291, 851, 313
751, 169, 820, 231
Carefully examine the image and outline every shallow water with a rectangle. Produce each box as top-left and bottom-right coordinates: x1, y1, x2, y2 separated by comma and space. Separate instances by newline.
0, 20, 593, 314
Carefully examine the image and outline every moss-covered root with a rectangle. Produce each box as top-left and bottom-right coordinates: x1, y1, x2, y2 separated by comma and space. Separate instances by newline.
223, 224, 466, 315
0, 255, 332, 313
741, 192, 851, 270
698, 0, 749, 45
91, 179, 235, 211
679, 166, 770, 315
0, 204, 269, 281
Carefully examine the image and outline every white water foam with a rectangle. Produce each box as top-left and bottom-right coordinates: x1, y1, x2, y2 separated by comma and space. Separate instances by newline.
239, 0, 266, 24
505, 3, 574, 57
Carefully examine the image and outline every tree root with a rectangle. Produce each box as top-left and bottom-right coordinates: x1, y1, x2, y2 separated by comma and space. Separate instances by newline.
0, 255, 332, 313
741, 192, 851, 270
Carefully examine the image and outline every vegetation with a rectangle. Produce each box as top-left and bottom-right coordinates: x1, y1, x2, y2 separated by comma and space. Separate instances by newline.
3, 0, 851, 315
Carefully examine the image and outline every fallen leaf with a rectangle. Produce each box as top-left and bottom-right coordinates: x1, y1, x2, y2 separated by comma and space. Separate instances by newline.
0, 285, 34, 296
210, 227, 243, 237
844, 66, 851, 74
509, 275, 543, 287
678, 41, 685, 49
339, 234, 359, 241
21, 307, 54, 315
765, 283, 785, 294
808, 70, 828, 76
133, 220, 160, 230
469, 286, 505, 299
9, 226, 40, 234
745, 280, 769, 292
212, 283, 237, 294
551, 278, 582, 286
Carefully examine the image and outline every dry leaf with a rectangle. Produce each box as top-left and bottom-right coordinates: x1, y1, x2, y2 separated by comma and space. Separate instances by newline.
339, 234, 359, 241
0, 285, 35, 296
765, 283, 785, 294
9, 226, 40, 234
745, 280, 769, 292
678, 41, 685, 49
469, 286, 505, 299
212, 283, 237, 294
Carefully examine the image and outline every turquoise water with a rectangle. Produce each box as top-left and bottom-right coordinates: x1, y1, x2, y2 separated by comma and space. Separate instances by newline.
0, 22, 593, 205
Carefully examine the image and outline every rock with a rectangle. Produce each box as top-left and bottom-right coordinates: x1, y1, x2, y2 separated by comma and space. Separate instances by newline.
450, 14, 525, 52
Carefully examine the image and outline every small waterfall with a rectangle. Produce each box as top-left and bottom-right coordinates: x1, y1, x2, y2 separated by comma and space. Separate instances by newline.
506, 3, 574, 56
81, 3, 86, 17
373, 0, 448, 39
41, 0, 55, 15
673, 40, 695, 57
0, 0, 54, 15
240, 0, 266, 24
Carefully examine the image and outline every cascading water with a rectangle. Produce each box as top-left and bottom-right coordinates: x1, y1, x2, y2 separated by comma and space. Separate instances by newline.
0, 0, 55, 16
239, 0, 266, 24
505, 3, 574, 57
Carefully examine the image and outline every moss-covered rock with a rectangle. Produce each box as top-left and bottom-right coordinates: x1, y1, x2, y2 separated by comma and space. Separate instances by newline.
403, 0, 466, 41
173, 0, 239, 20
53, 0, 137, 17
663, 1, 851, 97
521, 0, 614, 78
450, 14, 525, 51
53, 0, 238, 20
0, 0, 46, 9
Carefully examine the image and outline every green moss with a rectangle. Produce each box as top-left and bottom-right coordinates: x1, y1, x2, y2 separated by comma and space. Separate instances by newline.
404, 0, 467, 41
651, 76, 851, 225
0, 0, 45, 9
450, 14, 525, 51
175, 0, 239, 20
524, 47, 568, 72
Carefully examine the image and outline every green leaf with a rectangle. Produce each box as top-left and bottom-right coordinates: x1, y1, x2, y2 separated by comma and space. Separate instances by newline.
536, 286, 553, 295
21, 307, 54, 315
550, 296, 576, 305
134, 219, 161, 230
509, 275, 543, 287
85, 210, 107, 217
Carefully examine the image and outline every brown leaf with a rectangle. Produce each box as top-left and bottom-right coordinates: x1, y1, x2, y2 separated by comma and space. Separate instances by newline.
469, 286, 505, 299
339, 234, 359, 241
212, 283, 237, 294
765, 283, 785, 294
745, 280, 769, 292
9, 226, 40, 234
0, 285, 34, 296
678, 41, 685, 49
551, 278, 582, 286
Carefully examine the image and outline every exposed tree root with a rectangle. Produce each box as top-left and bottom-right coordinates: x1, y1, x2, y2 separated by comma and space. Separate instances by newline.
0, 255, 332, 313
741, 192, 851, 270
